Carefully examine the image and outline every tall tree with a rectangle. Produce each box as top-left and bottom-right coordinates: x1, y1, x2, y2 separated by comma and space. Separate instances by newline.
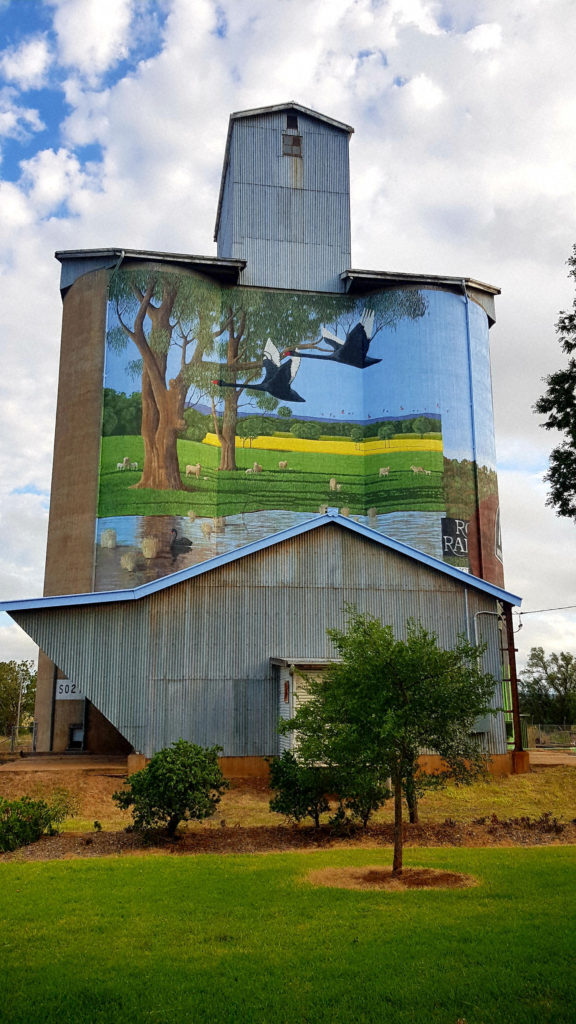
519, 647, 576, 725
535, 245, 576, 518
109, 269, 224, 489
0, 661, 36, 736
283, 611, 497, 874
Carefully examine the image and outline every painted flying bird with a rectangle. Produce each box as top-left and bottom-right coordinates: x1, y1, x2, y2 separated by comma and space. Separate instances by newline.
212, 339, 305, 403
282, 308, 380, 368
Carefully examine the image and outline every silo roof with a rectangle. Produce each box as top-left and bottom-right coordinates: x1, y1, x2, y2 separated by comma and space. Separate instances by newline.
54, 247, 246, 294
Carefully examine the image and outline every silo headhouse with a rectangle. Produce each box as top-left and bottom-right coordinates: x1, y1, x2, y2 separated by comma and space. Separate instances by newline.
0, 102, 526, 774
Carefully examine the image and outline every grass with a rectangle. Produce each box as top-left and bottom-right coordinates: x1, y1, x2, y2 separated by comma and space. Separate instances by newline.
2, 765, 575, 833
97, 435, 444, 518
0, 847, 574, 1023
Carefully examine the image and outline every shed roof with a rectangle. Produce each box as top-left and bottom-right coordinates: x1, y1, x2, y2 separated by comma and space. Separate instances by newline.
0, 511, 521, 615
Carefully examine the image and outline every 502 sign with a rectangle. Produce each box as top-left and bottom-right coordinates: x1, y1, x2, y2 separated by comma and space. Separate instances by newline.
55, 679, 83, 701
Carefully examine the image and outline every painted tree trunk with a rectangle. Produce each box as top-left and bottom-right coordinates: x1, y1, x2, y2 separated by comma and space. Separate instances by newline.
134, 368, 186, 491
219, 391, 239, 471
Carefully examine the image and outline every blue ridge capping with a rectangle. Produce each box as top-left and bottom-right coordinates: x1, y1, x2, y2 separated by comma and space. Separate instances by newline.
0, 513, 521, 614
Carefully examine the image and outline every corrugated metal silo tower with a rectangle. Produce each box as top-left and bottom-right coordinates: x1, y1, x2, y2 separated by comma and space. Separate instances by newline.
3, 99, 520, 766
214, 102, 353, 291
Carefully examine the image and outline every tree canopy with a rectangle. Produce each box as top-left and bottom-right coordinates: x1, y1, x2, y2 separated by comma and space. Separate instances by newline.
0, 661, 36, 736
519, 647, 576, 724
535, 245, 576, 518
282, 611, 498, 873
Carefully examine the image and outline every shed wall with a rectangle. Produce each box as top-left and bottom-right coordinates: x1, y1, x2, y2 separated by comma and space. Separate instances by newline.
17, 525, 507, 758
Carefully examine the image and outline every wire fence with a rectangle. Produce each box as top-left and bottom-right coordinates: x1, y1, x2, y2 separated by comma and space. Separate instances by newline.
526, 724, 576, 749
0, 729, 34, 754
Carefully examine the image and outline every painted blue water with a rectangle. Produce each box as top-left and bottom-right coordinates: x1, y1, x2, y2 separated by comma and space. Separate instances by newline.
94, 509, 446, 592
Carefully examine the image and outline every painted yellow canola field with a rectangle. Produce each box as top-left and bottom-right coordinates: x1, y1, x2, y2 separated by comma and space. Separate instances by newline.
202, 432, 443, 456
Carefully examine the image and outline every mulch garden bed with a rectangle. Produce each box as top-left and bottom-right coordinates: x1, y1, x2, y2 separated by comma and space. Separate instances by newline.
2, 814, 575, 862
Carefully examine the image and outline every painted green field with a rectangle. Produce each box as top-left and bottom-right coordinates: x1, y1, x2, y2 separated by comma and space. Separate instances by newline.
1, 847, 574, 1024
98, 435, 444, 518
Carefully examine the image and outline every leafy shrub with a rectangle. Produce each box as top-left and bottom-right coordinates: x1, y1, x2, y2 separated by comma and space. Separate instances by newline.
268, 751, 331, 828
112, 740, 229, 836
48, 786, 79, 825
290, 421, 321, 440
340, 768, 391, 828
0, 796, 64, 852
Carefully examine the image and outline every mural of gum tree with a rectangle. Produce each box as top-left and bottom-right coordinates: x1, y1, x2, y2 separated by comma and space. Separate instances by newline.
107, 269, 427, 487
108, 268, 226, 490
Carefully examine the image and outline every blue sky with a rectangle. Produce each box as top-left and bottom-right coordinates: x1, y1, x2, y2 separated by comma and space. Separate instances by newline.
1, 0, 576, 666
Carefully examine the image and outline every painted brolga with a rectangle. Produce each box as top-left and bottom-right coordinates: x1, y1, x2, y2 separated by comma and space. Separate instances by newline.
212, 338, 305, 403
283, 308, 380, 369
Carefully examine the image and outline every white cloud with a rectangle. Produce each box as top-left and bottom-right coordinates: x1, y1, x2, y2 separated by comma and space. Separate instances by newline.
19, 147, 102, 216
404, 72, 445, 110
465, 22, 502, 53
0, 35, 52, 90
49, 0, 135, 79
498, 468, 576, 670
0, 87, 44, 144
0, 617, 38, 663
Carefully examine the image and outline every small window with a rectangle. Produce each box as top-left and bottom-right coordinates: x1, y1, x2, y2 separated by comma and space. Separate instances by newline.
282, 133, 302, 157
286, 113, 298, 130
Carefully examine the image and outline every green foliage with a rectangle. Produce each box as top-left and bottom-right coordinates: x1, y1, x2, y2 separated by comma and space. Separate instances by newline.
282, 610, 497, 870
0, 788, 76, 852
102, 389, 142, 436
339, 766, 391, 828
411, 416, 439, 434
519, 647, 576, 724
268, 751, 330, 827
180, 407, 211, 442
377, 423, 395, 440
290, 420, 321, 440
534, 245, 576, 518
0, 660, 36, 735
113, 740, 229, 836
236, 415, 275, 440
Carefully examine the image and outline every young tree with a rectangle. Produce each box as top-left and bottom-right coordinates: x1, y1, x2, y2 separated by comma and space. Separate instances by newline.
283, 611, 498, 874
268, 750, 331, 827
534, 245, 576, 518
519, 647, 576, 725
0, 661, 36, 736
112, 740, 229, 836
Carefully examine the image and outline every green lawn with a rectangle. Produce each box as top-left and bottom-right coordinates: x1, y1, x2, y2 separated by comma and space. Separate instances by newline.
1, 847, 574, 1023
98, 435, 444, 518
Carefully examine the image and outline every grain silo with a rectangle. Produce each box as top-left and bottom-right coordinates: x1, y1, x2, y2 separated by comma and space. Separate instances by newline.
0, 102, 526, 773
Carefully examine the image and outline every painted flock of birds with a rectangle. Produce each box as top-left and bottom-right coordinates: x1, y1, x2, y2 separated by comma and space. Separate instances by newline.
212, 308, 378, 403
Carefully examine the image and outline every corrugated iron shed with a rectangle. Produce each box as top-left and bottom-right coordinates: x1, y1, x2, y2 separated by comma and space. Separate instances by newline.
3, 516, 519, 759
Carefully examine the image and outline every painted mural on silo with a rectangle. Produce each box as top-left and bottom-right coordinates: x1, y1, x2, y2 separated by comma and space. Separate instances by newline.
94, 265, 503, 590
